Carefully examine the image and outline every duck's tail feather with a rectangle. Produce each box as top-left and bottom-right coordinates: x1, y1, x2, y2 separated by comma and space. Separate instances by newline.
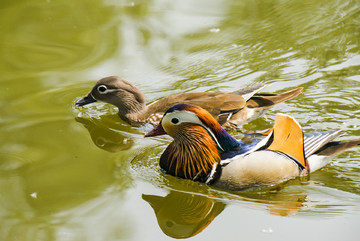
307, 139, 360, 173
303, 130, 342, 158
314, 139, 360, 157
245, 87, 303, 109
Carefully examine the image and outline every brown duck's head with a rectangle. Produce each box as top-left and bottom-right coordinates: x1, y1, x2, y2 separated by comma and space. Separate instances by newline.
76, 76, 147, 112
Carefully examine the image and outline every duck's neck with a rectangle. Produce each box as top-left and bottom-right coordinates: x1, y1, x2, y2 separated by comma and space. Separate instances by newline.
194, 111, 240, 152
160, 126, 222, 180
213, 127, 240, 152
117, 101, 148, 126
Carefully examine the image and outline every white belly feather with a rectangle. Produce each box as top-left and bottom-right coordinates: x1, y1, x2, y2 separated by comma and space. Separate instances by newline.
214, 150, 301, 191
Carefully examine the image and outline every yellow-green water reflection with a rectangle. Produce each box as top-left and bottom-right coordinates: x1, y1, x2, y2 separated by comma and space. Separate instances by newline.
0, 0, 359, 240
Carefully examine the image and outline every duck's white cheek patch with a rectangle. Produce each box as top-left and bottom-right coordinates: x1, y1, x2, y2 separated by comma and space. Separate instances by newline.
161, 111, 201, 135
163, 111, 204, 127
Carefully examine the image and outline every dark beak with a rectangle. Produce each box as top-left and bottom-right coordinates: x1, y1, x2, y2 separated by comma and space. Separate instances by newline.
145, 124, 167, 137
76, 93, 97, 106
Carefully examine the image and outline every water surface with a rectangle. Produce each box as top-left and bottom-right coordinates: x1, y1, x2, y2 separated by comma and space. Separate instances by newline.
0, 0, 360, 240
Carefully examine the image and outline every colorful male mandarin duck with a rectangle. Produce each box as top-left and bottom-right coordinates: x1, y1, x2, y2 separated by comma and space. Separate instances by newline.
145, 103, 360, 191
76, 76, 303, 128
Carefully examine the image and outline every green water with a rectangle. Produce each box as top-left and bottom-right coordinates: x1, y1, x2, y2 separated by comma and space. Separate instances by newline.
0, 0, 360, 240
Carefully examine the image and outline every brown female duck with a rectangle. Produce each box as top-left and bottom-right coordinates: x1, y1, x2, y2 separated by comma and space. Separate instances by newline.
76, 76, 303, 128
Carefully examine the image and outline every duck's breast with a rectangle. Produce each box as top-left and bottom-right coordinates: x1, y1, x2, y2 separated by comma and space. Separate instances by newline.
214, 150, 301, 191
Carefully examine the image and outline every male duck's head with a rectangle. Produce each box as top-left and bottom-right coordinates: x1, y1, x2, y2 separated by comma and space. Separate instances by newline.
146, 103, 239, 153
76, 76, 146, 112
145, 103, 239, 179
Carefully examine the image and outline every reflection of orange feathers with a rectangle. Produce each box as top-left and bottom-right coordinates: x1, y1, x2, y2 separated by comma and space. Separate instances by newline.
268, 114, 305, 168
268, 194, 306, 216
168, 124, 220, 178
143, 192, 225, 239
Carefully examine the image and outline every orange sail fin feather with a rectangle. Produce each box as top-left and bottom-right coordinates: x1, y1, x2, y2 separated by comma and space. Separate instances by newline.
267, 114, 306, 168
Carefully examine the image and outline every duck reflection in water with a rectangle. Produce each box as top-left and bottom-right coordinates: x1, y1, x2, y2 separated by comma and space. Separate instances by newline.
143, 184, 308, 238
75, 115, 135, 152
143, 191, 225, 239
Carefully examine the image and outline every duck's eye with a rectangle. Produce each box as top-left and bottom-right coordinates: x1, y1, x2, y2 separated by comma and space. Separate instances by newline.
171, 118, 179, 124
97, 85, 107, 93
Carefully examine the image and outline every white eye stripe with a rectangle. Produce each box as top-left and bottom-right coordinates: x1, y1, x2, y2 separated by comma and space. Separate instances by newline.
97, 85, 118, 94
163, 111, 224, 151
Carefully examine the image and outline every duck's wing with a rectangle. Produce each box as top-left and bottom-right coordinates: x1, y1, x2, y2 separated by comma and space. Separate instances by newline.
223, 114, 305, 161
230, 83, 269, 101
147, 92, 247, 125
183, 93, 246, 112
168, 85, 271, 125
217, 115, 305, 191
243, 115, 360, 173
148, 85, 302, 128
221, 114, 305, 167
183, 93, 248, 125
147, 92, 244, 113
225, 87, 303, 128
148, 83, 271, 114
266, 114, 306, 168
220, 133, 265, 160
245, 87, 303, 110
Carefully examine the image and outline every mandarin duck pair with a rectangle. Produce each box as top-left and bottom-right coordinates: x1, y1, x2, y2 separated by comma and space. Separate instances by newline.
77, 76, 360, 191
